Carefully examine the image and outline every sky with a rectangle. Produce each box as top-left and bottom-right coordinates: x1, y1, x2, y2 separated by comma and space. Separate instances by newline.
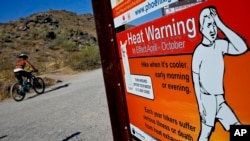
0, 0, 162, 26
0, 0, 93, 23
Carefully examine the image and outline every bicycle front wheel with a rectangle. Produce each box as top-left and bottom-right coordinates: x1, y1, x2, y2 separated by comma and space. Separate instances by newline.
32, 77, 45, 94
10, 82, 25, 102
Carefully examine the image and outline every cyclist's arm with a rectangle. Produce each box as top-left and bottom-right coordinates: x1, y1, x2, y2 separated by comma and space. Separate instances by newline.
25, 60, 37, 71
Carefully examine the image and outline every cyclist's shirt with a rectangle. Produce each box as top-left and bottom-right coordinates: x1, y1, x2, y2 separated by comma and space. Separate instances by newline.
14, 58, 36, 72
14, 59, 26, 72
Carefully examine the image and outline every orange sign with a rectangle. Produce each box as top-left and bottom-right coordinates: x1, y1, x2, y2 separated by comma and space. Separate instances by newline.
112, 0, 146, 18
116, 0, 250, 140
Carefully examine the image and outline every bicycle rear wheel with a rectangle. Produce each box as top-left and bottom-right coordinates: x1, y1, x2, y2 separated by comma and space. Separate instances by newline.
10, 82, 25, 102
32, 77, 45, 94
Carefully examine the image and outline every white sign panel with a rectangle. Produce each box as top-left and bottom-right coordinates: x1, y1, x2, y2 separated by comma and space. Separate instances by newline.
111, 0, 178, 27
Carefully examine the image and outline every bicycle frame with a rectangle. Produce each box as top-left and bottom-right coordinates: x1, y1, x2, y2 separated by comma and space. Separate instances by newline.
10, 71, 45, 102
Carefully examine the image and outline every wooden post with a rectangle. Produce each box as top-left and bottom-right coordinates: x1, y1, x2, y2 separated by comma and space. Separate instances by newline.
91, 0, 131, 141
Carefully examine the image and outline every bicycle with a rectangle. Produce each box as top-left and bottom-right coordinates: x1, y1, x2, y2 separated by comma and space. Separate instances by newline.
10, 70, 45, 102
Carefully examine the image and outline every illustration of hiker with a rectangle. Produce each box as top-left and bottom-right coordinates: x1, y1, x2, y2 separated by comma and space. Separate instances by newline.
192, 6, 248, 141
120, 40, 133, 91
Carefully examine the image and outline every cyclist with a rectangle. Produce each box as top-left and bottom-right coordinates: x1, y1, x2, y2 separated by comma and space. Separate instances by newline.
13, 53, 38, 92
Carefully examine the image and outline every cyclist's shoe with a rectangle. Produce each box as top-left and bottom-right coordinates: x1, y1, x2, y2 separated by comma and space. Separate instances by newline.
24, 86, 29, 92
17, 88, 25, 96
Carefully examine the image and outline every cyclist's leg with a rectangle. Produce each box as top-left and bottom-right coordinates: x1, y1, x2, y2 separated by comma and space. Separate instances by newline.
14, 71, 25, 94
22, 71, 29, 78
14, 71, 23, 86
23, 71, 31, 83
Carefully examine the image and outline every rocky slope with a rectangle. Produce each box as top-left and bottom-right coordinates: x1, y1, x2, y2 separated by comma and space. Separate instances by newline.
0, 9, 100, 70
0, 10, 99, 100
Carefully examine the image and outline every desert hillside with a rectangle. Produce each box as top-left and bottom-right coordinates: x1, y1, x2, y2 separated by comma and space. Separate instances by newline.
0, 10, 100, 100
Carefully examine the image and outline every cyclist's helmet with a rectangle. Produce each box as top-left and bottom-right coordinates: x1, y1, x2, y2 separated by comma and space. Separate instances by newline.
19, 53, 28, 59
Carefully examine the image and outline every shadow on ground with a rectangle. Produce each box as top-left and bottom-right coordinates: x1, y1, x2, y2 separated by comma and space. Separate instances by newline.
27, 83, 71, 100
62, 132, 81, 141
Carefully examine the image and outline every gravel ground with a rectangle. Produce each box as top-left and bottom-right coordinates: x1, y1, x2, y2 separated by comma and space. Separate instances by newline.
0, 68, 113, 141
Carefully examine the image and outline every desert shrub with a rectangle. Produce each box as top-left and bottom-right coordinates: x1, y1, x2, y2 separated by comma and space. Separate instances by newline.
0, 70, 16, 101
0, 69, 15, 80
0, 31, 3, 42
47, 37, 64, 50
66, 43, 100, 70
48, 36, 77, 52
0, 80, 10, 101
51, 59, 64, 70
61, 39, 78, 51
0, 57, 14, 70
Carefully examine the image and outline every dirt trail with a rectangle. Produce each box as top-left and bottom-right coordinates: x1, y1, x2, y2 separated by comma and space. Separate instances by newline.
0, 68, 113, 141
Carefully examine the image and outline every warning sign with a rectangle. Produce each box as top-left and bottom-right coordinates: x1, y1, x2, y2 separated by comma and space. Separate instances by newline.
116, 0, 250, 140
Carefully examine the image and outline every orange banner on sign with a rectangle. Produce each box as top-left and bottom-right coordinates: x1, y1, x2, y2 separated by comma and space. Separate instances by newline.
112, 0, 145, 18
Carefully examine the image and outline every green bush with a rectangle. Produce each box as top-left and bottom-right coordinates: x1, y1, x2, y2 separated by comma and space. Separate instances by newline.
48, 37, 77, 52
0, 70, 16, 101
61, 39, 78, 51
66, 43, 100, 70
47, 37, 63, 50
